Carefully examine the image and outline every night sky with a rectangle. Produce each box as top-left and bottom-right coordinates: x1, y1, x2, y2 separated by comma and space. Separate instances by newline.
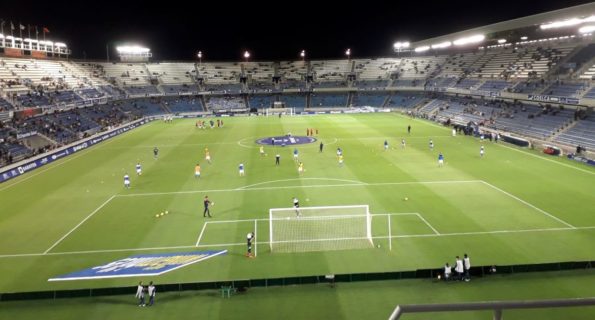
2, 0, 593, 61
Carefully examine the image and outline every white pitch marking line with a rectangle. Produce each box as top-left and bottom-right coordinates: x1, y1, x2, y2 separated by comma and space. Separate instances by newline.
388, 215, 392, 251
415, 213, 440, 235
2, 225, 595, 259
44, 195, 116, 254
0, 136, 124, 192
254, 219, 258, 257
195, 222, 209, 247
198, 212, 419, 225
495, 142, 595, 176
480, 180, 576, 229
117, 180, 482, 197
236, 177, 365, 190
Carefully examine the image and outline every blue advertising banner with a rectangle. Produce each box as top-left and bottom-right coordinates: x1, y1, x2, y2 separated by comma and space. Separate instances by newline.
0, 119, 148, 183
48, 250, 227, 281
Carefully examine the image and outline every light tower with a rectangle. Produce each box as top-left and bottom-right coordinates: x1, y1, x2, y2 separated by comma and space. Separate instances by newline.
345, 48, 351, 60
197, 50, 203, 66
300, 49, 306, 62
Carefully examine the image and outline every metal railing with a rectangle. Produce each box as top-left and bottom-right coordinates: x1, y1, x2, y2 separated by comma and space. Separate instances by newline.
389, 297, 595, 320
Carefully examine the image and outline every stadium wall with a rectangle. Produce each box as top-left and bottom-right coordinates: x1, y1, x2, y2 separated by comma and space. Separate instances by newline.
0, 260, 592, 302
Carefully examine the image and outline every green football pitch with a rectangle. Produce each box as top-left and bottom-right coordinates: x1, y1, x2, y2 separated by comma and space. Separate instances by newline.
1, 113, 594, 296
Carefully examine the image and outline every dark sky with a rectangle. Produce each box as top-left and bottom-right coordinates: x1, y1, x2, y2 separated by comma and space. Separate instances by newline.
2, 0, 593, 61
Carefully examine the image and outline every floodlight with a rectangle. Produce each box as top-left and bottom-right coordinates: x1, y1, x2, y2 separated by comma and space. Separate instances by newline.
414, 46, 430, 52
197, 51, 203, 58
497, 39, 506, 44
431, 41, 451, 49
520, 36, 528, 40
453, 35, 485, 46
116, 45, 150, 54
540, 15, 595, 30
244, 51, 250, 59
393, 41, 410, 49
579, 25, 595, 33
55, 42, 66, 47
345, 48, 351, 56
300, 50, 305, 58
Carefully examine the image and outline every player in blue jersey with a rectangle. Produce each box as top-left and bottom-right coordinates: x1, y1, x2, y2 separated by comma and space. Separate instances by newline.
136, 163, 142, 176
438, 152, 444, 167
124, 174, 130, 188
239, 163, 245, 176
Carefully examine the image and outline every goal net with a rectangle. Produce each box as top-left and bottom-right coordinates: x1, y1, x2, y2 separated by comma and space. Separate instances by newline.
269, 205, 373, 253
265, 107, 294, 116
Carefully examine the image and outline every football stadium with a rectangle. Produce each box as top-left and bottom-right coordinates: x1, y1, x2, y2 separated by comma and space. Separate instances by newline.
1, 1, 595, 319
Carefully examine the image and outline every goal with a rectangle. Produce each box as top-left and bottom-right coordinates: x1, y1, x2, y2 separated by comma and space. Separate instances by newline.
265, 107, 294, 116
269, 205, 373, 253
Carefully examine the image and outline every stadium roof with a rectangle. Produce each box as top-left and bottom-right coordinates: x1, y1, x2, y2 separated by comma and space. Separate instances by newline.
411, 2, 595, 48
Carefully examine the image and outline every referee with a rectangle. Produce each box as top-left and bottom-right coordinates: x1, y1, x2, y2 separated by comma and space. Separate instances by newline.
203, 196, 212, 218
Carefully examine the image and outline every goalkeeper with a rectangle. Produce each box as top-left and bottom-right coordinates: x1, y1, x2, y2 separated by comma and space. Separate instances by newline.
293, 197, 300, 217
246, 232, 255, 257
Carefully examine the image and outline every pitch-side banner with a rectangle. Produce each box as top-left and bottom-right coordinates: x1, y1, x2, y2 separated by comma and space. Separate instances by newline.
48, 250, 227, 281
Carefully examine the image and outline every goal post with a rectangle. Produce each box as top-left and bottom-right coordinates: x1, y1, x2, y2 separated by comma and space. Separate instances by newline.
269, 205, 373, 253
265, 107, 294, 116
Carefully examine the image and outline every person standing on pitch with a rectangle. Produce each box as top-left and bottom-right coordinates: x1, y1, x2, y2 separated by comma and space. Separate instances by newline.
153, 147, 159, 159
148, 281, 156, 306
246, 231, 255, 257
455, 256, 464, 281
407, 125, 411, 135
464, 253, 471, 282
203, 196, 212, 218
293, 197, 300, 217
443, 262, 452, 281
135, 281, 145, 307
319, 141, 324, 153
275, 153, 280, 166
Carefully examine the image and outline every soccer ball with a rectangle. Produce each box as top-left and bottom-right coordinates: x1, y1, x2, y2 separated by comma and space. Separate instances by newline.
165, 210, 169, 214
155, 214, 160, 218
404, 197, 408, 201
160, 212, 164, 216
211, 202, 215, 206
377, 244, 381, 248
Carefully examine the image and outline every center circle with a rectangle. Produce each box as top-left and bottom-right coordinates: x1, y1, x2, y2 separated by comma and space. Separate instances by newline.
256, 135, 317, 146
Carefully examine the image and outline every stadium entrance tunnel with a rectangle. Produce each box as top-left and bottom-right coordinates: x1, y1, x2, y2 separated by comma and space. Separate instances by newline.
256, 136, 317, 146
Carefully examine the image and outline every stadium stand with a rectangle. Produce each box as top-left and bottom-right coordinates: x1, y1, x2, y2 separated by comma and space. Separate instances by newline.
351, 92, 389, 107
280, 94, 307, 109
554, 117, 595, 149
310, 93, 348, 108
248, 95, 276, 109
163, 96, 205, 113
